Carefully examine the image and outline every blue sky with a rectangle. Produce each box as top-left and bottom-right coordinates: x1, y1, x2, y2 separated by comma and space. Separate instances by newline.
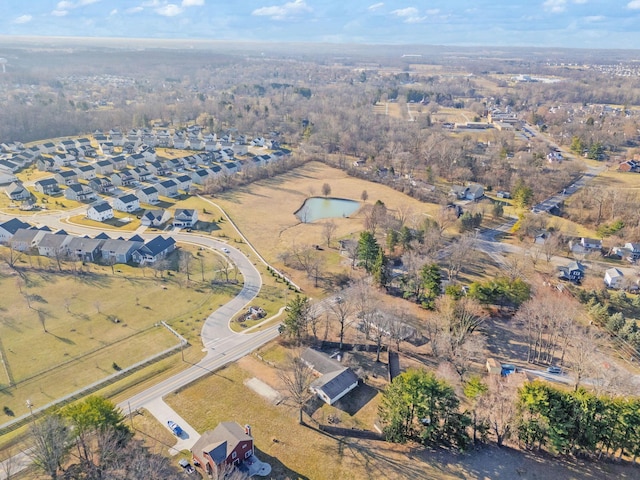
2, 0, 640, 49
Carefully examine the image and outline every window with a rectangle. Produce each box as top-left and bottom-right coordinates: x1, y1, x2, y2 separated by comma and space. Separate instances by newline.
232, 451, 237, 460
245, 450, 252, 459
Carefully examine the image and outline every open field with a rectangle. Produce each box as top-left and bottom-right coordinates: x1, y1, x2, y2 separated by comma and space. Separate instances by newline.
0, 246, 241, 419
212, 161, 441, 267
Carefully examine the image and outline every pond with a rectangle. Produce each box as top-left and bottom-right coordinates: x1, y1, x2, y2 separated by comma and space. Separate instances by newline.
295, 197, 361, 223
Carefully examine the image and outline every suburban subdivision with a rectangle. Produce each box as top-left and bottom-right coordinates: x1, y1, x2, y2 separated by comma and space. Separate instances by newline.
1, 37, 640, 480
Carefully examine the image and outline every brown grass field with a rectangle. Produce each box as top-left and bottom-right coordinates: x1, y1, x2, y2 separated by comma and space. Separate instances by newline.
0, 245, 241, 419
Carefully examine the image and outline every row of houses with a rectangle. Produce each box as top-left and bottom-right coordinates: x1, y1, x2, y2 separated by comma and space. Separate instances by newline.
0, 218, 176, 265
86, 200, 198, 228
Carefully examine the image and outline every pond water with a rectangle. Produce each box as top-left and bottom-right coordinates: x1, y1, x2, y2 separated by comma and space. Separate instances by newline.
295, 197, 361, 223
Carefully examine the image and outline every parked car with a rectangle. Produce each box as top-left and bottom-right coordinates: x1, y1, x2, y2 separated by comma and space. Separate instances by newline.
167, 420, 183, 436
178, 458, 195, 474
547, 366, 562, 374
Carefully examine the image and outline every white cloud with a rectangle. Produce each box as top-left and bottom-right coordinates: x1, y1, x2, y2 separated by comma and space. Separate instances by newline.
142, 0, 162, 6
368, 2, 384, 11
126, 6, 144, 13
156, 4, 184, 16
51, 10, 69, 16
78, 0, 101, 4
57, 1, 73, 8
391, 7, 427, 23
110, 8, 118, 15
584, 15, 604, 21
12, 14, 33, 24
182, 0, 205, 6
543, 0, 566, 13
392, 7, 419, 17
426, 9, 440, 15
573, 0, 587, 3
628, 0, 640, 8
252, 0, 312, 20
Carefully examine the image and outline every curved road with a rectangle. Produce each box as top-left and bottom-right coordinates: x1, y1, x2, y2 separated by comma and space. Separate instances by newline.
0, 208, 281, 478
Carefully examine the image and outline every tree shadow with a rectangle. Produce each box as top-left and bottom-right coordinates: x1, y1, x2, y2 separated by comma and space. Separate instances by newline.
252, 446, 310, 480
331, 382, 379, 416
46, 331, 76, 345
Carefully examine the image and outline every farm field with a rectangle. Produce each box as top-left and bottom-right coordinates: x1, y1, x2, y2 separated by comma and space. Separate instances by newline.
0, 245, 241, 420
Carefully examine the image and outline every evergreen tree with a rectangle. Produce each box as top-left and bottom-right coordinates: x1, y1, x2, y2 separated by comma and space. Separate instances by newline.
357, 231, 380, 272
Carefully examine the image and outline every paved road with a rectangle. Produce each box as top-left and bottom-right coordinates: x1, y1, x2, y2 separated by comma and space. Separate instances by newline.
0, 207, 280, 478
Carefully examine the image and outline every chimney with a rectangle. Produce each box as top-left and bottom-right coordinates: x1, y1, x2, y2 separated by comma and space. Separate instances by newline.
244, 424, 252, 437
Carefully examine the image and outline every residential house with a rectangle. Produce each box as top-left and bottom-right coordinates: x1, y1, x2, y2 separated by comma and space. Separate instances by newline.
9, 228, 47, 252
88, 177, 115, 194
109, 130, 124, 146
34, 178, 61, 196
74, 164, 97, 181
624, 242, 640, 261
39, 142, 57, 154
65, 183, 96, 202
94, 159, 115, 176
132, 236, 176, 264
136, 186, 159, 205
36, 156, 56, 172
558, 261, 585, 283
581, 237, 602, 251
127, 153, 147, 168
166, 158, 184, 172
605, 268, 624, 289
87, 202, 114, 222
100, 239, 144, 264
140, 209, 170, 227
156, 130, 172, 147
450, 183, 484, 201
75, 137, 92, 149
55, 170, 79, 186
66, 236, 103, 262
37, 232, 72, 258
174, 174, 193, 192
0, 171, 18, 186
0, 218, 32, 243
79, 145, 97, 158
0, 159, 20, 173
146, 161, 168, 177
113, 193, 140, 213
109, 155, 128, 171
155, 179, 178, 197
59, 139, 76, 152
191, 422, 254, 477
131, 166, 152, 182
173, 209, 198, 228
173, 132, 188, 150
5, 182, 30, 201
98, 141, 114, 155
111, 170, 135, 188
301, 348, 359, 405
52, 153, 76, 168
191, 168, 212, 185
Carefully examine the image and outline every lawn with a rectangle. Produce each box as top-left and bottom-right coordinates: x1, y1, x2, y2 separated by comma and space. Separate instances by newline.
0, 246, 241, 420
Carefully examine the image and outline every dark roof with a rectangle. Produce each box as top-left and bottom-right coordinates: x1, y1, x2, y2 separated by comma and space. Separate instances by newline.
117, 193, 138, 204
129, 234, 144, 243
36, 178, 58, 186
139, 235, 175, 256
57, 170, 77, 178
159, 179, 177, 188
91, 202, 112, 213
0, 218, 31, 234
140, 186, 158, 194
311, 367, 359, 402
301, 348, 344, 375
95, 232, 111, 240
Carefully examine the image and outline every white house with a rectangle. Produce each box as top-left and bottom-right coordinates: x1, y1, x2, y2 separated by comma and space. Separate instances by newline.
87, 202, 114, 222
604, 268, 624, 289
301, 348, 359, 405
113, 193, 140, 213
173, 209, 198, 228
140, 209, 171, 227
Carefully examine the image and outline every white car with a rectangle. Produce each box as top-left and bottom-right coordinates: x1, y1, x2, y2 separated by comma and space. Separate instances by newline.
221, 247, 230, 254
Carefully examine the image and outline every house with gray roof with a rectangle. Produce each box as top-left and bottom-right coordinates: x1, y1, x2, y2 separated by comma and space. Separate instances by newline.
55, 170, 79, 186
140, 209, 170, 227
155, 179, 178, 197
66, 236, 104, 262
100, 239, 144, 264
37, 232, 72, 258
65, 183, 96, 202
173, 209, 198, 228
4, 182, 30, 201
301, 348, 359, 405
9, 228, 47, 252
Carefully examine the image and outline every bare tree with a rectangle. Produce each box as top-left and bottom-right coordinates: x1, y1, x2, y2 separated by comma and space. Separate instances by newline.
278, 352, 315, 424
28, 414, 70, 480
447, 233, 476, 282
179, 249, 193, 284
567, 326, 602, 391
321, 182, 331, 197
329, 296, 354, 350
0, 447, 17, 480
322, 220, 337, 248
477, 374, 522, 447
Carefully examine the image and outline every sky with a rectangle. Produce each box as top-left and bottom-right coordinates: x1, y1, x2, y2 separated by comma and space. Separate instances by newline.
2, 0, 640, 49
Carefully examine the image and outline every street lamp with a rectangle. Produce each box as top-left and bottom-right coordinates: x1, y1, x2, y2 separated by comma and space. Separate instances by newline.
26, 399, 33, 416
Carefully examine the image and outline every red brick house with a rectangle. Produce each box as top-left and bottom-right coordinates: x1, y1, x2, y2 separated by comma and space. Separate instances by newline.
191, 422, 254, 477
